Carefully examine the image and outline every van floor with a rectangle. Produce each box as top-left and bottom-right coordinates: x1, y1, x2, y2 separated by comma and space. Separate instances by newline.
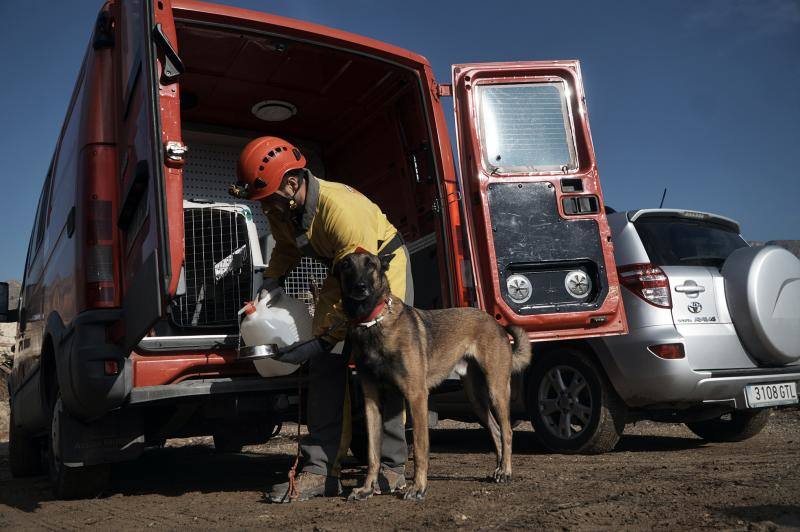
1, 408, 798, 529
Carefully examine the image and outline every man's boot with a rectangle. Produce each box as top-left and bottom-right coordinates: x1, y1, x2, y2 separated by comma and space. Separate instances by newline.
267, 471, 342, 503
376, 467, 407, 494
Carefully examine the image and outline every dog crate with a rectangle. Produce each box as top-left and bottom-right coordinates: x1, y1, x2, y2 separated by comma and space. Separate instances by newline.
171, 202, 255, 328
182, 133, 330, 318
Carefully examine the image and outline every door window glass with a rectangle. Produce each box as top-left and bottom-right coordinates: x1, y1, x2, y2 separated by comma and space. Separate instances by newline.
476, 82, 577, 173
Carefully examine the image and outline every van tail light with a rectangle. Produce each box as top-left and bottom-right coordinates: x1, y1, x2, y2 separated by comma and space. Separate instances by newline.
84, 200, 116, 308
86, 245, 115, 306
648, 343, 685, 359
618, 263, 671, 308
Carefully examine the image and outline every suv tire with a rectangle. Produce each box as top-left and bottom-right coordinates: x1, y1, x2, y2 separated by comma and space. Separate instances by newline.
527, 348, 626, 454
9, 405, 44, 477
48, 395, 111, 499
685, 409, 770, 442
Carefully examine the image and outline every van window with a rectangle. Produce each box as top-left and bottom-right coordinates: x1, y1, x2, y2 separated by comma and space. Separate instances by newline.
119, 0, 143, 111
634, 218, 748, 267
476, 82, 577, 173
27, 170, 52, 260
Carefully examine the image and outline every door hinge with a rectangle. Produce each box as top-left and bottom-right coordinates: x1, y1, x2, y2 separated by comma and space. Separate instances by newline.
432, 198, 442, 215
437, 83, 452, 98
92, 10, 114, 50
153, 23, 185, 84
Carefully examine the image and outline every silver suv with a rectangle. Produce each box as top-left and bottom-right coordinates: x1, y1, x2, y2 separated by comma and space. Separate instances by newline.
523, 208, 800, 453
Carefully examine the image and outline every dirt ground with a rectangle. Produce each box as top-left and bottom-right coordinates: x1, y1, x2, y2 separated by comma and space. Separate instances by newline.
0, 408, 798, 531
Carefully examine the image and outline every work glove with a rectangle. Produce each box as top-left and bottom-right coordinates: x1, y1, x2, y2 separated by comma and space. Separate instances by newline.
257, 276, 282, 302
275, 337, 333, 365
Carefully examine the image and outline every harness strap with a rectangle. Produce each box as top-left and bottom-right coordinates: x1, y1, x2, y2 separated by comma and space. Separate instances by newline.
378, 233, 404, 257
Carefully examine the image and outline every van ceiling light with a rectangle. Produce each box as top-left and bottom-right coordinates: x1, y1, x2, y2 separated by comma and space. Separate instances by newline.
251, 100, 297, 122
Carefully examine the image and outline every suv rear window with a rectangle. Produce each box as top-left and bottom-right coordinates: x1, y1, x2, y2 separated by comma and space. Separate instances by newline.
634, 218, 748, 267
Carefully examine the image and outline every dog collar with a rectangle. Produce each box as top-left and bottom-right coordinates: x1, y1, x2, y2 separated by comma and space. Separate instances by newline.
354, 296, 393, 328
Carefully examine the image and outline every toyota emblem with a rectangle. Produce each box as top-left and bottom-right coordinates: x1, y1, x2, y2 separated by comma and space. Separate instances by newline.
688, 301, 703, 314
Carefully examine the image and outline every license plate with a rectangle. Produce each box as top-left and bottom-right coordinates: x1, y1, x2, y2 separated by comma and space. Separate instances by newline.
745, 382, 798, 408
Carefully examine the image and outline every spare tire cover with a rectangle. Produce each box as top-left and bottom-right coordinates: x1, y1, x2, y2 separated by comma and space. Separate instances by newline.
722, 246, 800, 365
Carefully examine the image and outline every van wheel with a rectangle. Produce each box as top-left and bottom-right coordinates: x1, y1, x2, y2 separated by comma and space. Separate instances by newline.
527, 348, 626, 454
9, 406, 44, 477
48, 395, 111, 499
685, 409, 770, 442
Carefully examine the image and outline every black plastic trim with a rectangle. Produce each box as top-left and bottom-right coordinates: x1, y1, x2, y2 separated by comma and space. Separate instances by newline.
128, 375, 305, 404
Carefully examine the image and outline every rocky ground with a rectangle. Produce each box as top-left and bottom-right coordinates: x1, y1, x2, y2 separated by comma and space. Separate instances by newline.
0, 407, 797, 530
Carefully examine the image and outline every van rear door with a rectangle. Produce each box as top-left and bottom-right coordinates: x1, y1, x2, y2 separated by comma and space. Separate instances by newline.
451, 61, 626, 340
115, 0, 184, 351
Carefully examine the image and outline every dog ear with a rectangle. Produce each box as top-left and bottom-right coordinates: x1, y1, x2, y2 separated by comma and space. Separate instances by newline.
379, 253, 395, 273
332, 257, 345, 278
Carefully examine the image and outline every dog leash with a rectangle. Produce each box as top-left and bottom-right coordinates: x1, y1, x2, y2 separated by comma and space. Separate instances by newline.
282, 316, 350, 502
281, 294, 394, 500
285, 374, 303, 501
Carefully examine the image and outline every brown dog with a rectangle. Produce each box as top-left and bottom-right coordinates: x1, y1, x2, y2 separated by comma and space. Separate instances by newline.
335, 251, 532, 500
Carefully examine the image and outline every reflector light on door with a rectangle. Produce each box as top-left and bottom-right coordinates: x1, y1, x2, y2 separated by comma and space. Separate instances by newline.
648, 343, 685, 359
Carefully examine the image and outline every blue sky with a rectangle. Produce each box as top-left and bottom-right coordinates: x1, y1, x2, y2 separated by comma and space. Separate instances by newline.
0, 0, 798, 281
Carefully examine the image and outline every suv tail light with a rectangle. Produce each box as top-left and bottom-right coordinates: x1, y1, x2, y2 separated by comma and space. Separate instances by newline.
618, 263, 671, 308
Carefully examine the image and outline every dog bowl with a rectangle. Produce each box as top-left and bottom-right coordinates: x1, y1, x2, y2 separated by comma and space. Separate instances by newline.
237, 344, 300, 377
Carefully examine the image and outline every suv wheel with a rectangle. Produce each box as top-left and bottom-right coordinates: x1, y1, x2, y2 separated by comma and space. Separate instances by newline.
48, 395, 111, 499
9, 405, 44, 477
685, 409, 770, 442
527, 348, 626, 454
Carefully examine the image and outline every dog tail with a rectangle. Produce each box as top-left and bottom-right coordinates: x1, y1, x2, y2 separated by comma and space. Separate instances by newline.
506, 326, 532, 373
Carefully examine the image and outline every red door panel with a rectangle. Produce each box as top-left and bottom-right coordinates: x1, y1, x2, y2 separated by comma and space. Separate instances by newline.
116, 0, 184, 352
451, 61, 626, 340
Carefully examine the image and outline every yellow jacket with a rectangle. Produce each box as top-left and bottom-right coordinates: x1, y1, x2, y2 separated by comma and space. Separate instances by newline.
264, 173, 408, 342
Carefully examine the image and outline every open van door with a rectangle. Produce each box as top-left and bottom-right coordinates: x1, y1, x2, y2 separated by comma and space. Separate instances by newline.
115, 0, 184, 352
451, 61, 626, 340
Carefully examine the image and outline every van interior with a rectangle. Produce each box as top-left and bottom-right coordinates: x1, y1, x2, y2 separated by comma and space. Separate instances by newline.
152, 20, 445, 337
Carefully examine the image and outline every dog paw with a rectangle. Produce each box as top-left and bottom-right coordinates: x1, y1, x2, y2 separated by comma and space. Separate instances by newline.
402, 484, 427, 500
493, 468, 512, 483
347, 486, 374, 502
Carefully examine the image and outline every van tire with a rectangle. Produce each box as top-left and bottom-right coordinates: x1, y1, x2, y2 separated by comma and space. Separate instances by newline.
527, 348, 626, 454
685, 409, 770, 442
48, 395, 111, 499
9, 406, 44, 477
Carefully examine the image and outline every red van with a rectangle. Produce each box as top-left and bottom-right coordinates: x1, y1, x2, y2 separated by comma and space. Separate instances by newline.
8, 0, 626, 497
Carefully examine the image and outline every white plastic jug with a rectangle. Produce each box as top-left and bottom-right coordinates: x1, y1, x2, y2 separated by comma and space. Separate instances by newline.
240, 288, 313, 377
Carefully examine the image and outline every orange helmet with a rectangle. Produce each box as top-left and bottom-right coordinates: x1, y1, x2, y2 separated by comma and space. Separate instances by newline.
230, 136, 307, 201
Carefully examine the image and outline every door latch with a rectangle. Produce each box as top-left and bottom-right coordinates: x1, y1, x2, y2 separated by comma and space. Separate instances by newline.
165, 141, 188, 165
